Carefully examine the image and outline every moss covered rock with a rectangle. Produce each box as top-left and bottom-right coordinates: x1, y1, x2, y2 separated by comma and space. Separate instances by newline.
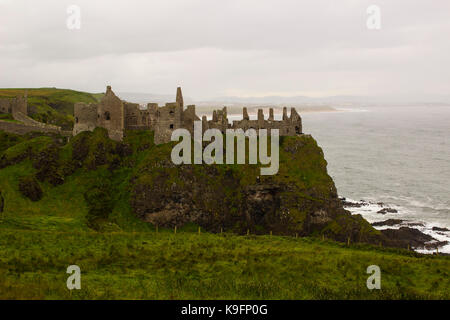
130, 134, 379, 242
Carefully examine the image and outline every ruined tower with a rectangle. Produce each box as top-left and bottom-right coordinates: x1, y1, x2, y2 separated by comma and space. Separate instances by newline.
176, 87, 184, 108
73, 102, 97, 136
97, 86, 125, 141
0, 92, 28, 116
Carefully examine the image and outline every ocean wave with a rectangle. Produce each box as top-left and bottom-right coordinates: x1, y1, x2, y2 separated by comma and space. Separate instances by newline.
343, 197, 450, 254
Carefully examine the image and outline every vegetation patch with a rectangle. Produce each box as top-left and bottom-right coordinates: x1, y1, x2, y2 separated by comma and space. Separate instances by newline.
18, 175, 43, 201
0, 88, 103, 130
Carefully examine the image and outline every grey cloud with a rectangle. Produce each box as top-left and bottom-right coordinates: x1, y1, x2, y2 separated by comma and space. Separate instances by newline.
0, 0, 449, 100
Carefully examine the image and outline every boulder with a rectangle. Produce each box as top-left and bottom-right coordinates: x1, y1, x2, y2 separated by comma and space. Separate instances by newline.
372, 219, 403, 227
377, 208, 398, 214
432, 226, 449, 232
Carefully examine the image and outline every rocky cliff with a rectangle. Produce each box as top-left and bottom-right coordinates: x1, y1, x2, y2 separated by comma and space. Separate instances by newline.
130, 134, 380, 242
0, 128, 384, 244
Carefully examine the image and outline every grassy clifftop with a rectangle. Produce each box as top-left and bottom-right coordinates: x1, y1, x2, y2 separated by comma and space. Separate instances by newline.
0, 128, 375, 240
0, 88, 103, 130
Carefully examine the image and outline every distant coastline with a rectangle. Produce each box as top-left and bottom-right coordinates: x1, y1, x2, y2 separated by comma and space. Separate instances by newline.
198, 105, 339, 118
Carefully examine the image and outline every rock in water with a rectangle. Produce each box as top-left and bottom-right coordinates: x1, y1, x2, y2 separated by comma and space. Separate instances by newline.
372, 219, 403, 227
377, 208, 398, 214
432, 226, 449, 232
381, 227, 435, 249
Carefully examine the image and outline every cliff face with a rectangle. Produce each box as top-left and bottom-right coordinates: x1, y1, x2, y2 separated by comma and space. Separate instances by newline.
130, 134, 380, 242
0, 128, 380, 244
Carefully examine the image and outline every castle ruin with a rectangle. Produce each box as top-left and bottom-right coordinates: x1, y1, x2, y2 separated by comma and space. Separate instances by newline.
73, 86, 303, 144
0, 93, 28, 116
0, 92, 65, 135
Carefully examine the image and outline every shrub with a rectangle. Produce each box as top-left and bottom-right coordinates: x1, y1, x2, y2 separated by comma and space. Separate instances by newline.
83, 179, 114, 229
18, 175, 43, 201
0, 190, 4, 212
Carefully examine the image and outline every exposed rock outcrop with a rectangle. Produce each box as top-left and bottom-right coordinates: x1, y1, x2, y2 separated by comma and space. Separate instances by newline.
372, 219, 403, 227
432, 226, 449, 232
131, 135, 381, 243
380, 227, 440, 249
377, 208, 398, 214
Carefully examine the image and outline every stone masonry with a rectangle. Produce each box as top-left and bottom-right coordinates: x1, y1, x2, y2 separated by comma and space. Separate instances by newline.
73, 86, 303, 144
0, 92, 67, 135
0, 92, 28, 116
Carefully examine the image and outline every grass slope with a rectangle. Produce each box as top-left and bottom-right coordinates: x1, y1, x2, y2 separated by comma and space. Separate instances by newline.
0, 229, 448, 299
0, 88, 103, 130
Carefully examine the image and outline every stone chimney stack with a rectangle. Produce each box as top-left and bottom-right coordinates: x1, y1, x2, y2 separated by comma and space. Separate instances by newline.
106, 85, 112, 94
269, 108, 274, 121
282, 107, 288, 121
212, 110, 218, 122
222, 107, 228, 124
243, 107, 249, 120
176, 87, 184, 108
257, 109, 264, 126
290, 107, 299, 120
257, 109, 264, 121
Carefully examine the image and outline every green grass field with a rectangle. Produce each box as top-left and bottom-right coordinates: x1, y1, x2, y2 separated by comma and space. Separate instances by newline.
0, 88, 103, 130
0, 227, 449, 299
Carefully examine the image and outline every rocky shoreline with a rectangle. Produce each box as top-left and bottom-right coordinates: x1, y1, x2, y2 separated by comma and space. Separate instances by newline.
340, 198, 449, 254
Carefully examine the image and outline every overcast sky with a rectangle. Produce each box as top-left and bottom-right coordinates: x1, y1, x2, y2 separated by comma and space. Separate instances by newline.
1, 0, 449, 100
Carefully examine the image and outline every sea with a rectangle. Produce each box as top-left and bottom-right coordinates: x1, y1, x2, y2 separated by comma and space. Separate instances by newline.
223, 106, 450, 253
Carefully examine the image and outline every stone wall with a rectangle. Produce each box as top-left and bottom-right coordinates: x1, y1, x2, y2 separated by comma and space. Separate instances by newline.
124, 102, 142, 128
0, 99, 12, 114
97, 86, 124, 141
153, 103, 183, 145
72, 85, 302, 145
0, 93, 27, 115
203, 107, 229, 133
73, 102, 97, 136
231, 107, 302, 136
12, 111, 60, 130
0, 120, 69, 136
12, 94, 28, 115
